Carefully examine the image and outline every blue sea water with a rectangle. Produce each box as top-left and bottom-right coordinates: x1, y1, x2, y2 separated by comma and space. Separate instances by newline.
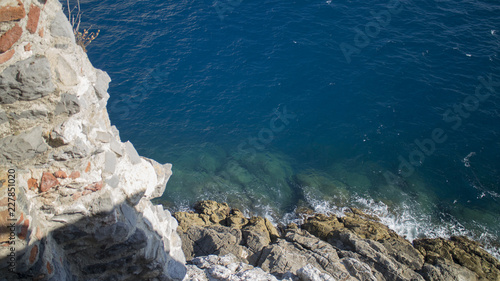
74, 0, 499, 256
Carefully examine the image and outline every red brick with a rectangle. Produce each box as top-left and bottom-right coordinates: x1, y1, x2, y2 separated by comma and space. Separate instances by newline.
18, 218, 29, 240
24, 42, 31, 51
53, 170, 67, 179
40, 172, 59, 192
46, 261, 53, 274
0, 24, 22, 53
0, 0, 25, 22
28, 178, 38, 190
29, 245, 38, 264
26, 5, 40, 34
69, 171, 80, 179
0, 48, 15, 64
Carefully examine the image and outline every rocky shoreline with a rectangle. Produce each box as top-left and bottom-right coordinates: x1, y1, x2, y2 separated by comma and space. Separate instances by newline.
176, 200, 500, 281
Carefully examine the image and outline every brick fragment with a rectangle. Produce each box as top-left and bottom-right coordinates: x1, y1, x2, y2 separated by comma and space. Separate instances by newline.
53, 170, 67, 179
26, 4, 40, 34
40, 172, 59, 192
0, 49, 15, 63
0, 0, 26, 22
0, 24, 22, 53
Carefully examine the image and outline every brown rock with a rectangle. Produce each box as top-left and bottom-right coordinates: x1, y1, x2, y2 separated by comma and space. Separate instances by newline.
69, 171, 80, 179
0, 0, 25, 22
174, 211, 211, 233
194, 200, 230, 224
0, 23, 22, 53
242, 217, 275, 255
38, 27, 44, 37
18, 218, 29, 240
302, 214, 343, 240
27, 178, 38, 190
26, 4, 40, 34
85, 162, 91, 173
227, 209, 248, 229
0, 48, 15, 63
29, 245, 38, 264
53, 170, 67, 179
340, 213, 393, 241
40, 172, 59, 192
24, 42, 31, 51
414, 236, 500, 281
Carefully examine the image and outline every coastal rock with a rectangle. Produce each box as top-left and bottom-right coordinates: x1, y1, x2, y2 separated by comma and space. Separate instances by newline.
194, 200, 231, 224
180, 201, 500, 281
180, 225, 247, 261
414, 236, 500, 281
419, 260, 478, 281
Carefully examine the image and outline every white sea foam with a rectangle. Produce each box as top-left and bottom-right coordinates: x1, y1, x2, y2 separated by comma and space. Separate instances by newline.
295, 192, 500, 260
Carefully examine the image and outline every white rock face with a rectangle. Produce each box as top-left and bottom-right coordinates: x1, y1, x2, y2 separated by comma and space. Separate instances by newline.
185, 254, 333, 281
0, 0, 186, 280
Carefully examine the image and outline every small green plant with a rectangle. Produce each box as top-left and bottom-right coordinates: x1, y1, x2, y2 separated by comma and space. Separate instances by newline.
66, 0, 100, 52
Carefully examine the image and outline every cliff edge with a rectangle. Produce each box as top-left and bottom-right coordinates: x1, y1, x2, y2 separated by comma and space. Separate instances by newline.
0, 0, 186, 280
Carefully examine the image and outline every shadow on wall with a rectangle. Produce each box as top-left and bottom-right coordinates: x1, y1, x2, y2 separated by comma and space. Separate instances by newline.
0, 188, 186, 281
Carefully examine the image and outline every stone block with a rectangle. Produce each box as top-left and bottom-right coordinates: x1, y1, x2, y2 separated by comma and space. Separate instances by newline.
50, 10, 75, 41
110, 138, 123, 156
0, 56, 55, 104
55, 93, 80, 116
104, 151, 117, 174
9, 109, 48, 120
0, 126, 48, 163
95, 131, 110, 143
56, 55, 78, 86
0, 109, 7, 124
124, 141, 141, 164
94, 69, 111, 100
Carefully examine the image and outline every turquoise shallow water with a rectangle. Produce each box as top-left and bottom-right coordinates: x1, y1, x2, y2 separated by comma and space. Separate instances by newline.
75, 0, 500, 256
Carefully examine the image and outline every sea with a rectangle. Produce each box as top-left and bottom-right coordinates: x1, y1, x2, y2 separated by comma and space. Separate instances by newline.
72, 0, 500, 257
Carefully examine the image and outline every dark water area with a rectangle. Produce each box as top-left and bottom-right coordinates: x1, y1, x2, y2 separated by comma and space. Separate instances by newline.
71, 0, 500, 256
